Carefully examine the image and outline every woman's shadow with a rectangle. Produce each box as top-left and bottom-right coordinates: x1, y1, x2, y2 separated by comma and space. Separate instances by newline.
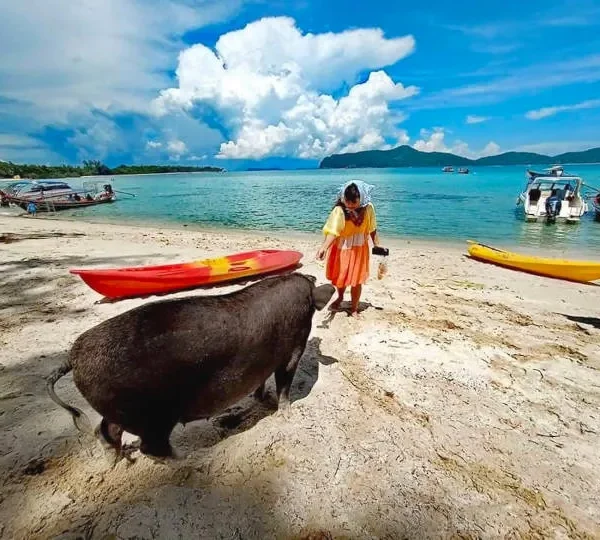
318, 301, 383, 328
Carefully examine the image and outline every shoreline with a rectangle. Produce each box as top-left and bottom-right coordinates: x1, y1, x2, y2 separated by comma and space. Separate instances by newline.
1, 210, 596, 258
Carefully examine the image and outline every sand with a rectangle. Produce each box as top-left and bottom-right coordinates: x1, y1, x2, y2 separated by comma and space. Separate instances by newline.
1, 213, 599, 539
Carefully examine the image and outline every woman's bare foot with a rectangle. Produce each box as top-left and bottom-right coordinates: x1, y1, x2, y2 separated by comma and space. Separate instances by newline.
350, 306, 361, 318
329, 299, 343, 311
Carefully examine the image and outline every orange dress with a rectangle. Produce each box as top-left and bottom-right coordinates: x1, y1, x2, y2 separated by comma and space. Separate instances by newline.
323, 204, 377, 288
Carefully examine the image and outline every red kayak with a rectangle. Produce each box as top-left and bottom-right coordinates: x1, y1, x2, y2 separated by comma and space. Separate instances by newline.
70, 249, 303, 299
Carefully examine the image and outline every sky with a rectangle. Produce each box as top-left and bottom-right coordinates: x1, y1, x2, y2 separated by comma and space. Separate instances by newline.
1, 0, 599, 169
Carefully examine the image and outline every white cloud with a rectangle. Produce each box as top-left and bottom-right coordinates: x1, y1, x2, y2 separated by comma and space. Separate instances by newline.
0, 0, 245, 124
0, 134, 63, 163
413, 128, 500, 158
167, 139, 188, 160
479, 141, 501, 157
146, 141, 163, 149
525, 99, 600, 120
153, 16, 417, 159
466, 115, 490, 124
0, 0, 246, 163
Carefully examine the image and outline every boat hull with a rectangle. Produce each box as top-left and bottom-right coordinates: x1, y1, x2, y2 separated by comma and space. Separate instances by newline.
70, 249, 304, 298
10, 196, 115, 212
516, 193, 587, 223
467, 241, 600, 283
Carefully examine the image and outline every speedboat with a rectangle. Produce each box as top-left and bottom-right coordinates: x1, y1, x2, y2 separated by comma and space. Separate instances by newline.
516, 171, 588, 223
458, 167, 469, 174
526, 165, 568, 180
442, 166, 454, 172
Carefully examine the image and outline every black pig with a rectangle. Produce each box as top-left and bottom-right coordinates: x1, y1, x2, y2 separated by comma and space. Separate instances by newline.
47, 273, 334, 459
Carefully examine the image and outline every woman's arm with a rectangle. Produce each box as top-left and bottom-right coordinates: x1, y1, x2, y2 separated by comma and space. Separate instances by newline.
316, 234, 336, 260
370, 230, 380, 247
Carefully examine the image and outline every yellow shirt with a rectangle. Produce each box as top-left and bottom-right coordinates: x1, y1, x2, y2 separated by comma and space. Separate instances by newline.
323, 203, 377, 238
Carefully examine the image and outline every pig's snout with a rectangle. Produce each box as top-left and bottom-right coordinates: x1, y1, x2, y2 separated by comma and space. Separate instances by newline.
312, 284, 335, 310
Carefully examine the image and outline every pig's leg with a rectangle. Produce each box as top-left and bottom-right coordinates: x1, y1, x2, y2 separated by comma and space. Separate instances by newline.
138, 421, 176, 458
96, 419, 129, 463
275, 345, 305, 410
253, 382, 266, 401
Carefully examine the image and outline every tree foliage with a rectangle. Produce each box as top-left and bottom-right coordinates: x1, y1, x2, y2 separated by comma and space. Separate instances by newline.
0, 160, 224, 179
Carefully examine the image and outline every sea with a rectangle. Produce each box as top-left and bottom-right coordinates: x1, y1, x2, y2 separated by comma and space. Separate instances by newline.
6, 165, 600, 255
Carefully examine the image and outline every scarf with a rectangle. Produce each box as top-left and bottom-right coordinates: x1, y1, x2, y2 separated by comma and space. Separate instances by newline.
336, 180, 374, 226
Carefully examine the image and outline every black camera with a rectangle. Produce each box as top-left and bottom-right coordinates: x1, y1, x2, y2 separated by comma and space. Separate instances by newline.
372, 246, 389, 256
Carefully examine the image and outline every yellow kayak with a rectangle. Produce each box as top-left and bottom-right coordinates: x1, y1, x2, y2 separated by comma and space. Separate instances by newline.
467, 241, 600, 283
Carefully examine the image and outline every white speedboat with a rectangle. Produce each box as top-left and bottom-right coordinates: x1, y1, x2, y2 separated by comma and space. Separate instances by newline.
516, 172, 588, 223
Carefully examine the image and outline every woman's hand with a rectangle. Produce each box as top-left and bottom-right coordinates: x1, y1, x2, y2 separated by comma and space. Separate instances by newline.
317, 234, 336, 261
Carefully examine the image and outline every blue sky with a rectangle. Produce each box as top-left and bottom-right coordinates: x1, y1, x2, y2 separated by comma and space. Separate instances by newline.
1, 0, 599, 169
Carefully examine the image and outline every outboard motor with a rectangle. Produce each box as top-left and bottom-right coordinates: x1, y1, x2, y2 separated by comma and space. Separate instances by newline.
545, 195, 562, 223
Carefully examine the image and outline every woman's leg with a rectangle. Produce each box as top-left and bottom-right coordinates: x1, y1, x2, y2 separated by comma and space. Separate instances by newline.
350, 285, 362, 317
330, 287, 346, 310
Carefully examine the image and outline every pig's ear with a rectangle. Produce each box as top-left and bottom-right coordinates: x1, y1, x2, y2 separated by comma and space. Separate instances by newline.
313, 284, 335, 311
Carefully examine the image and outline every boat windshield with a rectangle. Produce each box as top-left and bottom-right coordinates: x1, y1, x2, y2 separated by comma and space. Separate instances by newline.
529, 178, 581, 192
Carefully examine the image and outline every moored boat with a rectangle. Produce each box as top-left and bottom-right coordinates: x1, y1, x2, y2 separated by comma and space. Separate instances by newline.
526, 165, 569, 180
0, 180, 116, 212
442, 166, 454, 172
593, 193, 600, 221
458, 167, 469, 174
516, 170, 588, 223
467, 241, 600, 283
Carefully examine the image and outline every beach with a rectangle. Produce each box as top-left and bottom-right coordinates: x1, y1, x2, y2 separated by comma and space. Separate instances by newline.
1, 213, 600, 539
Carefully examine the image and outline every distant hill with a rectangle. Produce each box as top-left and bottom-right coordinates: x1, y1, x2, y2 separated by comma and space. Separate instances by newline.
319, 145, 600, 169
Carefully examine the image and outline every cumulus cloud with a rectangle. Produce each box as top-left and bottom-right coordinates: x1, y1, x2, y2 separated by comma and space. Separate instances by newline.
167, 139, 188, 160
525, 99, 600, 120
0, 0, 245, 123
466, 115, 490, 124
413, 128, 500, 158
0, 0, 247, 163
153, 17, 417, 159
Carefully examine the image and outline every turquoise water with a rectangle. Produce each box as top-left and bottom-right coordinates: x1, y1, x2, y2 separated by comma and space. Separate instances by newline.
31, 165, 600, 252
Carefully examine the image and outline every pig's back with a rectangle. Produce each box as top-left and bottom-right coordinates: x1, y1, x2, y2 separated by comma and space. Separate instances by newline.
70, 274, 314, 390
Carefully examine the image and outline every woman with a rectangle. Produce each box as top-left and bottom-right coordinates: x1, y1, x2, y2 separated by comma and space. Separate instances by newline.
316, 180, 381, 317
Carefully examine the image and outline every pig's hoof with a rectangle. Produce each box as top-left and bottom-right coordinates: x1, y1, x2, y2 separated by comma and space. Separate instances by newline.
276, 402, 292, 420
121, 441, 141, 462
144, 454, 169, 465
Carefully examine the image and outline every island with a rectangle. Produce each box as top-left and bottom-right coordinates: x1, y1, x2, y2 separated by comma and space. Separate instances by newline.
0, 160, 224, 180
319, 145, 600, 169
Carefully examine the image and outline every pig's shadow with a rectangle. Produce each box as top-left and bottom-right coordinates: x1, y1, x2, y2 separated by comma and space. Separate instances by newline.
172, 337, 337, 452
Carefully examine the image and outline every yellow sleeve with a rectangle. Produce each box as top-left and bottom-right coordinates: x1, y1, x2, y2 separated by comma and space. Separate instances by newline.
323, 206, 345, 237
366, 204, 377, 233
